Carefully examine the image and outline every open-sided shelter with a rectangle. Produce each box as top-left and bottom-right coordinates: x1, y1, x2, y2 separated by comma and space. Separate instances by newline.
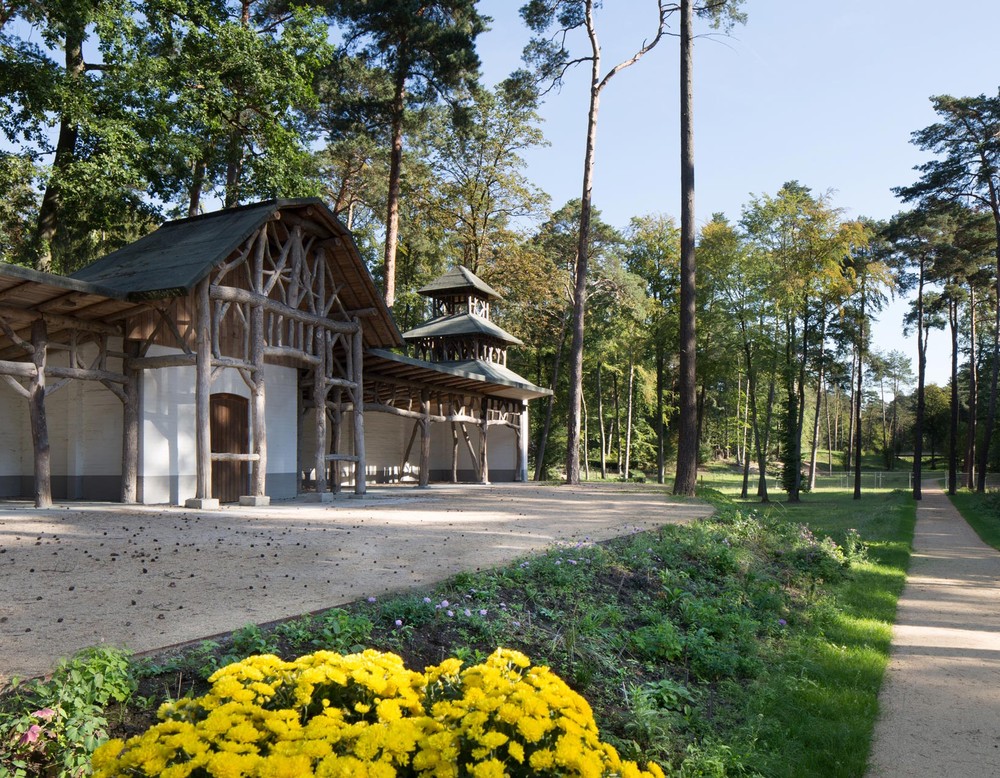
0, 199, 549, 507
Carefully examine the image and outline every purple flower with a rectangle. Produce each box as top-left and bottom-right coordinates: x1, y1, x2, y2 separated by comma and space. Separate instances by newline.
554, 560, 561, 566
446, 610, 454, 618
512, 620, 521, 627
395, 619, 403, 627
366, 596, 377, 603
779, 619, 787, 626
423, 597, 432, 604
440, 599, 450, 608
464, 609, 472, 617
479, 609, 488, 616
20, 725, 41, 745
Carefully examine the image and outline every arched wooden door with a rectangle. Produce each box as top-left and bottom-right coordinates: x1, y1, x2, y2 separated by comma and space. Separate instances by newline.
211, 393, 249, 503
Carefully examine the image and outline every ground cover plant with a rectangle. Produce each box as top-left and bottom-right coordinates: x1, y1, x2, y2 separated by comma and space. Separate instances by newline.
0, 488, 914, 777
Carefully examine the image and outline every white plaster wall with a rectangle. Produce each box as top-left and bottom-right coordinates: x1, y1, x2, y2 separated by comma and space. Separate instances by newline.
262, 364, 298, 497
428, 422, 518, 481
139, 347, 299, 503
0, 378, 24, 489
140, 345, 199, 504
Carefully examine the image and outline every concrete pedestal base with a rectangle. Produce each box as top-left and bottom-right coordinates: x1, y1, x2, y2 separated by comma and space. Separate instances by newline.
302, 492, 334, 503
184, 498, 220, 510
239, 495, 270, 507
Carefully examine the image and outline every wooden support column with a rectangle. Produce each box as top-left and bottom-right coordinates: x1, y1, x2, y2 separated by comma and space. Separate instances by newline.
244, 235, 269, 506
352, 319, 366, 495
121, 340, 140, 503
480, 400, 490, 485
186, 278, 218, 509
28, 319, 51, 508
332, 389, 343, 494
419, 388, 431, 488
451, 422, 459, 483
517, 400, 529, 482
313, 330, 328, 496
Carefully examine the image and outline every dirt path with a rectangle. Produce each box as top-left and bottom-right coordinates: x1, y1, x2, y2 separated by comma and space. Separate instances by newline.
867, 485, 1000, 777
0, 482, 711, 683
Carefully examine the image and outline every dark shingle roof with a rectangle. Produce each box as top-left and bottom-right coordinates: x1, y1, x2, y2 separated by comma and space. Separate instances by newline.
68, 198, 403, 348
71, 201, 286, 296
417, 266, 502, 301
401, 313, 523, 345
367, 349, 551, 400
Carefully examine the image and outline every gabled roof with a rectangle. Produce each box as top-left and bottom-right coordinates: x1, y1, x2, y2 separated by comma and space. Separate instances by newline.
71, 201, 284, 296
367, 349, 551, 401
70, 198, 402, 348
417, 266, 502, 301
402, 313, 523, 346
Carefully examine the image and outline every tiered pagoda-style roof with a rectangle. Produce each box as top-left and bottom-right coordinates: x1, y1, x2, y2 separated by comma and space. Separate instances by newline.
403, 266, 522, 366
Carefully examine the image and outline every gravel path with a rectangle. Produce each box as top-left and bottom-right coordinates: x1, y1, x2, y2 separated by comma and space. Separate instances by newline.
0, 482, 711, 683
867, 485, 1000, 776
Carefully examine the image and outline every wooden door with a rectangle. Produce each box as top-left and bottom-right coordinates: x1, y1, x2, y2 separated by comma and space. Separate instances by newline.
211, 393, 248, 503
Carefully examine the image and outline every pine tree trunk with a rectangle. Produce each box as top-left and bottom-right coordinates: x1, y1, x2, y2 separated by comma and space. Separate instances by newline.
564, 31, 602, 486
966, 288, 978, 489
597, 362, 607, 479
624, 359, 634, 480
913, 263, 926, 500
382, 64, 407, 308
673, 0, 699, 496
534, 314, 569, 481
656, 342, 664, 483
948, 297, 959, 495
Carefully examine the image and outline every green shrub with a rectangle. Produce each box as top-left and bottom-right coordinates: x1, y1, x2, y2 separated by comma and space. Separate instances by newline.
0, 647, 136, 777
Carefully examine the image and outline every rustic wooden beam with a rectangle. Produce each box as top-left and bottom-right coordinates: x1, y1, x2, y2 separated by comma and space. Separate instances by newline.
352, 320, 366, 495
131, 353, 197, 370
400, 420, 419, 474
46, 365, 127, 384
264, 345, 320, 366
451, 423, 459, 483
480, 414, 490, 485
249, 259, 267, 498
0, 313, 33, 354
365, 402, 447, 423
332, 388, 343, 494
211, 452, 260, 462
419, 389, 431, 487
0, 359, 35, 378
210, 284, 359, 334
194, 280, 212, 500
460, 423, 480, 479
121, 340, 140, 503
0, 303, 121, 337
29, 319, 51, 508
1, 373, 28, 398
313, 329, 328, 495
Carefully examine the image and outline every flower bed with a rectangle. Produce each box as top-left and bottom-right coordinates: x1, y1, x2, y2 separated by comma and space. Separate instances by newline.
93, 648, 663, 778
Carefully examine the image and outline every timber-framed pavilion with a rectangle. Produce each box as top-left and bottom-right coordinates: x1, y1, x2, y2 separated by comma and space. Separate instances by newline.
0, 199, 549, 508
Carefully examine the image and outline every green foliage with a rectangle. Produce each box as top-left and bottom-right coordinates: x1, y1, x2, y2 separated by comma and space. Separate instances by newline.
0, 647, 136, 778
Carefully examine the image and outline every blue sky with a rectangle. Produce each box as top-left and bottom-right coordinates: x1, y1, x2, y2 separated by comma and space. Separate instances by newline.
476, 0, 1000, 387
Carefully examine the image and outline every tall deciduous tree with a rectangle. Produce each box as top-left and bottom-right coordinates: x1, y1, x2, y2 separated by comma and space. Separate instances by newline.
896, 92, 1000, 492
329, 0, 487, 308
520, 0, 668, 485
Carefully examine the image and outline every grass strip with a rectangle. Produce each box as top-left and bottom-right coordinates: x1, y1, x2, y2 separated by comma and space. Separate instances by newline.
727, 490, 916, 777
949, 490, 1000, 550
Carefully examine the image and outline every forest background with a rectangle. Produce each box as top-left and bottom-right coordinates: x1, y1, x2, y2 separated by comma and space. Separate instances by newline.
3, 0, 1000, 500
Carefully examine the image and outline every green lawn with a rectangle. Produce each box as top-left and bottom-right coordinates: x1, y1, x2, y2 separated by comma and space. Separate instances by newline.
722, 489, 916, 777
949, 490, 1000, 550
